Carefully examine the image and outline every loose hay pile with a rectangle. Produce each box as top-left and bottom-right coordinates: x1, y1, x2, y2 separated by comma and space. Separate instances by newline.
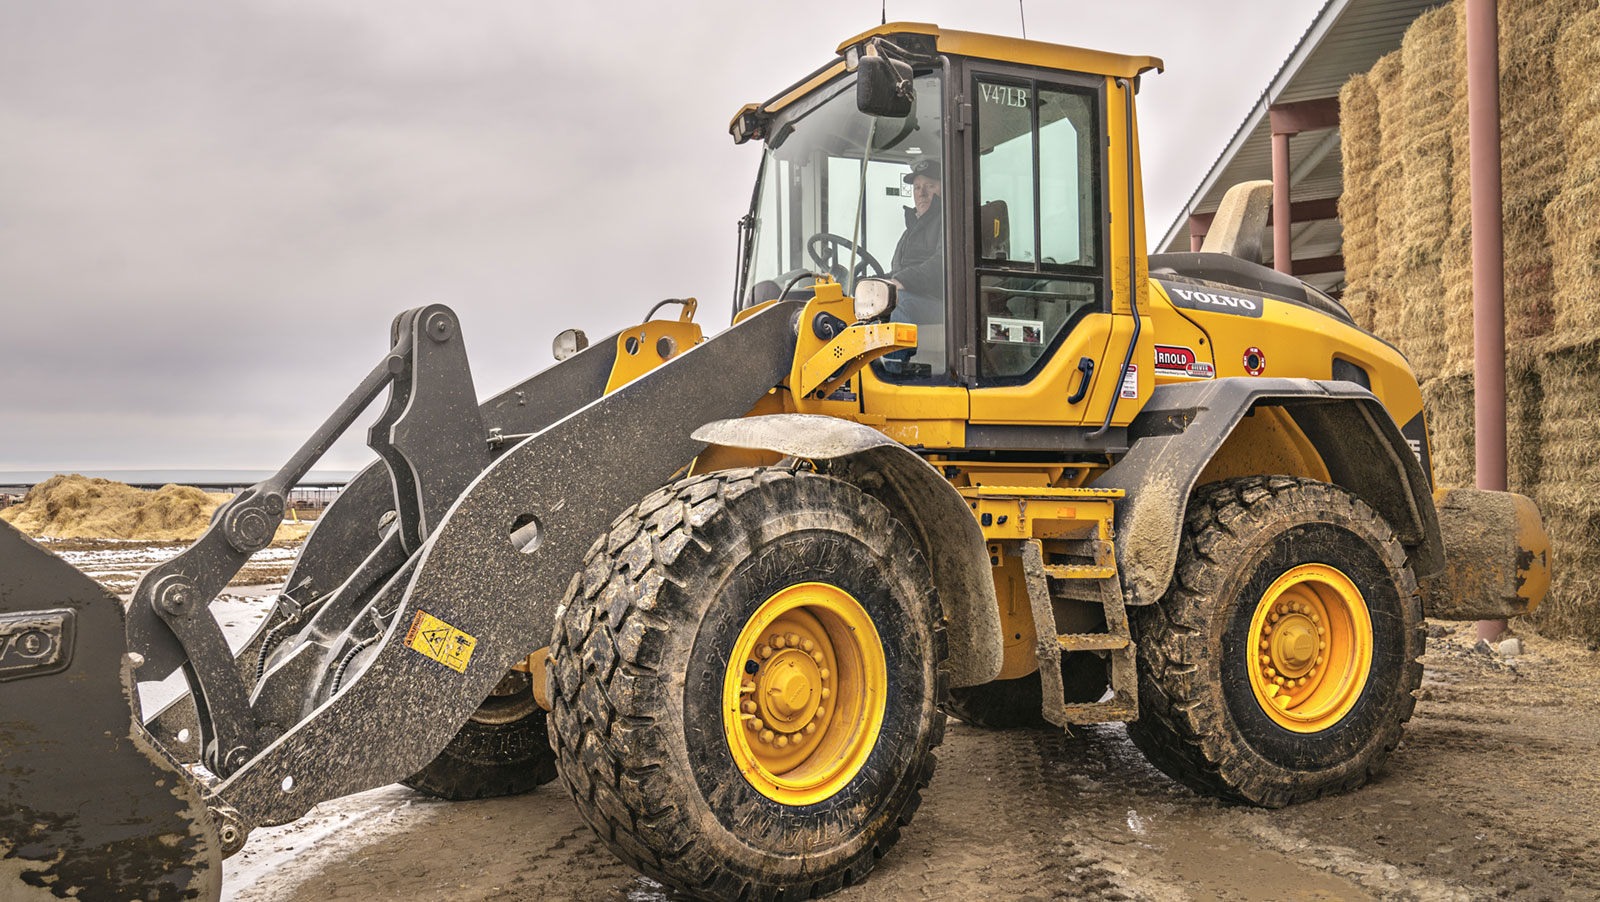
1, 474, 232, 541
1341, 0, 1600, 641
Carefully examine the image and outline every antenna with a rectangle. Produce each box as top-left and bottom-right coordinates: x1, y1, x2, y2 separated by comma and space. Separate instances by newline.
881, 1, 886, 25
1019, 1, 1027, 39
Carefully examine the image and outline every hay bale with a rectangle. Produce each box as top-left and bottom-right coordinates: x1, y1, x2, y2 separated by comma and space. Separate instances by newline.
1546, 8, 1600, 346
1370, 52, 1407, 322
1400, 6, 1457, 269
1339, 71, 1381, 298
1421, 372, 1476, 489
1531, 340, 1600, 642
1439, 234, 1475, 377
0, 474, 231, 541
1396, 260, 1448, 379
1418, 363, 1541, 496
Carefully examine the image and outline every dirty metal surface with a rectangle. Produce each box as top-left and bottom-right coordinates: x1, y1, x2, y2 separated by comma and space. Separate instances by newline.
693, 413, 1004, 687
0, 520, 221, 902
213, 301, 803, 827
1100, 378, 1443, 607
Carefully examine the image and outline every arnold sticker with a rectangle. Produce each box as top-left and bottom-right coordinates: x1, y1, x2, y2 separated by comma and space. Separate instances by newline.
1158, 279, 1265, 318
405, 610, 477, 673
1242, 346, 1266, 376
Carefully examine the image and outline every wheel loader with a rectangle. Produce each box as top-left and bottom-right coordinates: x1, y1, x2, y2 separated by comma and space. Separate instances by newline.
0, 22, 1552, 902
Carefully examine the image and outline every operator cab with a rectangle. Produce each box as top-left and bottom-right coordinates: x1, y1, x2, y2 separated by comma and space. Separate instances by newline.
732, 24, 1161, 411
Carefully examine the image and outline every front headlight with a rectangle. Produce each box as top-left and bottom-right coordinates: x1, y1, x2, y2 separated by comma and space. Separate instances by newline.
853, 278, 898, 322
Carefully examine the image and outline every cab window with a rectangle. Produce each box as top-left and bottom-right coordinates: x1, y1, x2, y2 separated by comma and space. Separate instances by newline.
973, 77, 1103, 381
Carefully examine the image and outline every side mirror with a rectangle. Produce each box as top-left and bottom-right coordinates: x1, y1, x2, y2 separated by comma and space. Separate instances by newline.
857, 55, 913, 118
853, 278, 898, 322
552, 328, 589, 361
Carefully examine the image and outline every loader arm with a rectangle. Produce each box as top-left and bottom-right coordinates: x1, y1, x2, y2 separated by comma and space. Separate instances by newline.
1, 299, 804, 900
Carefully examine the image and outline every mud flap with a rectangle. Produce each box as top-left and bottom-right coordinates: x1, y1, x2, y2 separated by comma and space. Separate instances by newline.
0, 521, 221, 902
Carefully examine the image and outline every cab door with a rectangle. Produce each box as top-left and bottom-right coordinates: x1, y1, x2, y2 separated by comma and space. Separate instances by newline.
962, 67, 1135, 429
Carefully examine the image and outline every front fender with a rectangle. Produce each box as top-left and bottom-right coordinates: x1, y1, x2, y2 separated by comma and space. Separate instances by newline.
693, 414, 1003, 688
1099, 378, 1446, 606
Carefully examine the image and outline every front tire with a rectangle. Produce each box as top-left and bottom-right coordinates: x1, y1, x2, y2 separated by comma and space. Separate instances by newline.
548, 468, 948, 902
1128, 476, 1424, 807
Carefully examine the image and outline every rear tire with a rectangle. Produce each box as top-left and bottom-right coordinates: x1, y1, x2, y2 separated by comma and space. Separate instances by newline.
1128, 476, 1424, 807
548, 468, 948, 902
402, 671, 557, 801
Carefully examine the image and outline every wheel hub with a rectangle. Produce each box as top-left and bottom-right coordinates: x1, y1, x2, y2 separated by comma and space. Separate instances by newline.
1247, 563, 1373, 733
723, 583, 886, 805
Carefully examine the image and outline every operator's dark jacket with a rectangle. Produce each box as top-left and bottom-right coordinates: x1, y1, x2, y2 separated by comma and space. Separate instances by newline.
890, 195, 944, 300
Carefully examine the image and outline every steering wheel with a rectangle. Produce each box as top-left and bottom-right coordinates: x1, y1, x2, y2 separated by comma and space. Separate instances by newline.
806, 233, 886, 285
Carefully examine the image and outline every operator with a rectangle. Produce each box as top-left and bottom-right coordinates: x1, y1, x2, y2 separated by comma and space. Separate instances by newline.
886, 158, 944, 324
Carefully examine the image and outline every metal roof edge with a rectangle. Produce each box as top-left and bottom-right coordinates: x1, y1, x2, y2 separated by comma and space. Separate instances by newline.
1156, 0, 1353, 252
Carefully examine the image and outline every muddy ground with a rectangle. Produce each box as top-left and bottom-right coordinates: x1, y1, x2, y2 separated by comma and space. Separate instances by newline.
217, 624, 1600, 902
60, 540, 1597, 901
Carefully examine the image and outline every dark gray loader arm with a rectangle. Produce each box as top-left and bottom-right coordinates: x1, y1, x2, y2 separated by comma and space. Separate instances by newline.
1099, 378, 1445, 607
213, 300, 803, 828
692, 414, 1004, 688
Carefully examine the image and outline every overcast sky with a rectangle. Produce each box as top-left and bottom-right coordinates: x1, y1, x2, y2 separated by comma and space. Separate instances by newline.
0, 0, 1322, 471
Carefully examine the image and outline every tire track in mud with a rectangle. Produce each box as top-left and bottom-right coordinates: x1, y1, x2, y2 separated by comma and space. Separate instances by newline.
236, 628, 1600, 902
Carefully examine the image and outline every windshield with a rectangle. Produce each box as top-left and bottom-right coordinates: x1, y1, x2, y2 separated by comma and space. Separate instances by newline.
738, 70, 945, 375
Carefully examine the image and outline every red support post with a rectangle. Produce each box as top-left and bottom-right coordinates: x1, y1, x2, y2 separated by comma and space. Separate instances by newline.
1271, 131, 1293, 274
1189, 215, 1204, 252
1467, 0, 1508, 642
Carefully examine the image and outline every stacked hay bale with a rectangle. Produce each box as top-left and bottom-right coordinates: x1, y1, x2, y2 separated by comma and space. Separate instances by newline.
1394, 6, 1457, 380
1341, 0, 1600, 640
1337, 71, 1380, 332
1532, 6, 1600, 639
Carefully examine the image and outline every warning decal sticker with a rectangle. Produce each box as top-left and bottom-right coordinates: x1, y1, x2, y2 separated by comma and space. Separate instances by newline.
1119, 364, 1139, 400
405, 610, 477, 673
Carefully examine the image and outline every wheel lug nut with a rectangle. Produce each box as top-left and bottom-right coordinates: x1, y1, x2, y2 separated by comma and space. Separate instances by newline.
1265, 667, 1276, 677
1316, 655, 1324, 665
742, 700, 756, 714
819, 668, 830, 680
820, 687, 830, 700
772, 635, 786, 649
760, 729, 774, 744
776, 735, 789, 748
1259, 654, 1270, 665
758, 645, 772, 659
1319, 640, 1327, 649
804, 722, 817, 734
785, 633, 799, 646
812, 651, 824, 664
748, 717, 763, 731
1274, 676, 1285, 686
1259, 639, 1269, 651
802, 638, 815, 652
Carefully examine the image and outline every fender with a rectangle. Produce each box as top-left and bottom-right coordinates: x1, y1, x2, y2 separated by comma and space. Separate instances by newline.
692, 414, 1003, 688
1098, 378, 1446, 606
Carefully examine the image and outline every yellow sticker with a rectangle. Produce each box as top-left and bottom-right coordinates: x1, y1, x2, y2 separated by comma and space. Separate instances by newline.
404, 610, 477, 673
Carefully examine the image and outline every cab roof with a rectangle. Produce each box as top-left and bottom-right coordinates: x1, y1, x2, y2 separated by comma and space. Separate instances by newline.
730, 22, 1163, 134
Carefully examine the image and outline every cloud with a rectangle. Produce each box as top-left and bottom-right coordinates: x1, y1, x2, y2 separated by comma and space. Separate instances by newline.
0, 0, 1320, 470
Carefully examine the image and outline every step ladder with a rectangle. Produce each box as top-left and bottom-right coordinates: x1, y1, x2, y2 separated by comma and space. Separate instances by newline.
1020, 539, 1138, 725
958, 484, 1137, 727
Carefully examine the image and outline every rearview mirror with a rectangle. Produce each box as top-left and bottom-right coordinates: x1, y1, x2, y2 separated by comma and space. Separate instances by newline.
857, 55, 913, 118
552, 328, 589, 361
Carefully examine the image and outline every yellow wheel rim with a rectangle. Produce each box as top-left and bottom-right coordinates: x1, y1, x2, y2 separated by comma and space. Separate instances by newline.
1246, 563, 1374, 733
722, 582, 887, 806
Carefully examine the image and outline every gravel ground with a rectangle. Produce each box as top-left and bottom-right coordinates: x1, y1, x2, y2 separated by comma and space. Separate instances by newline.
59, 540, 1600, 902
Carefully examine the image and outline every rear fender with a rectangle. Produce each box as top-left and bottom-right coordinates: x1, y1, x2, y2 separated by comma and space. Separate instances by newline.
1099, 378, 1445, 606
692, 414, 1003, 688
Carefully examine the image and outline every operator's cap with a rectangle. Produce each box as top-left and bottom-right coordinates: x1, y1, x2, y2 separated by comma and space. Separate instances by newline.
903, 158, 942, 183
